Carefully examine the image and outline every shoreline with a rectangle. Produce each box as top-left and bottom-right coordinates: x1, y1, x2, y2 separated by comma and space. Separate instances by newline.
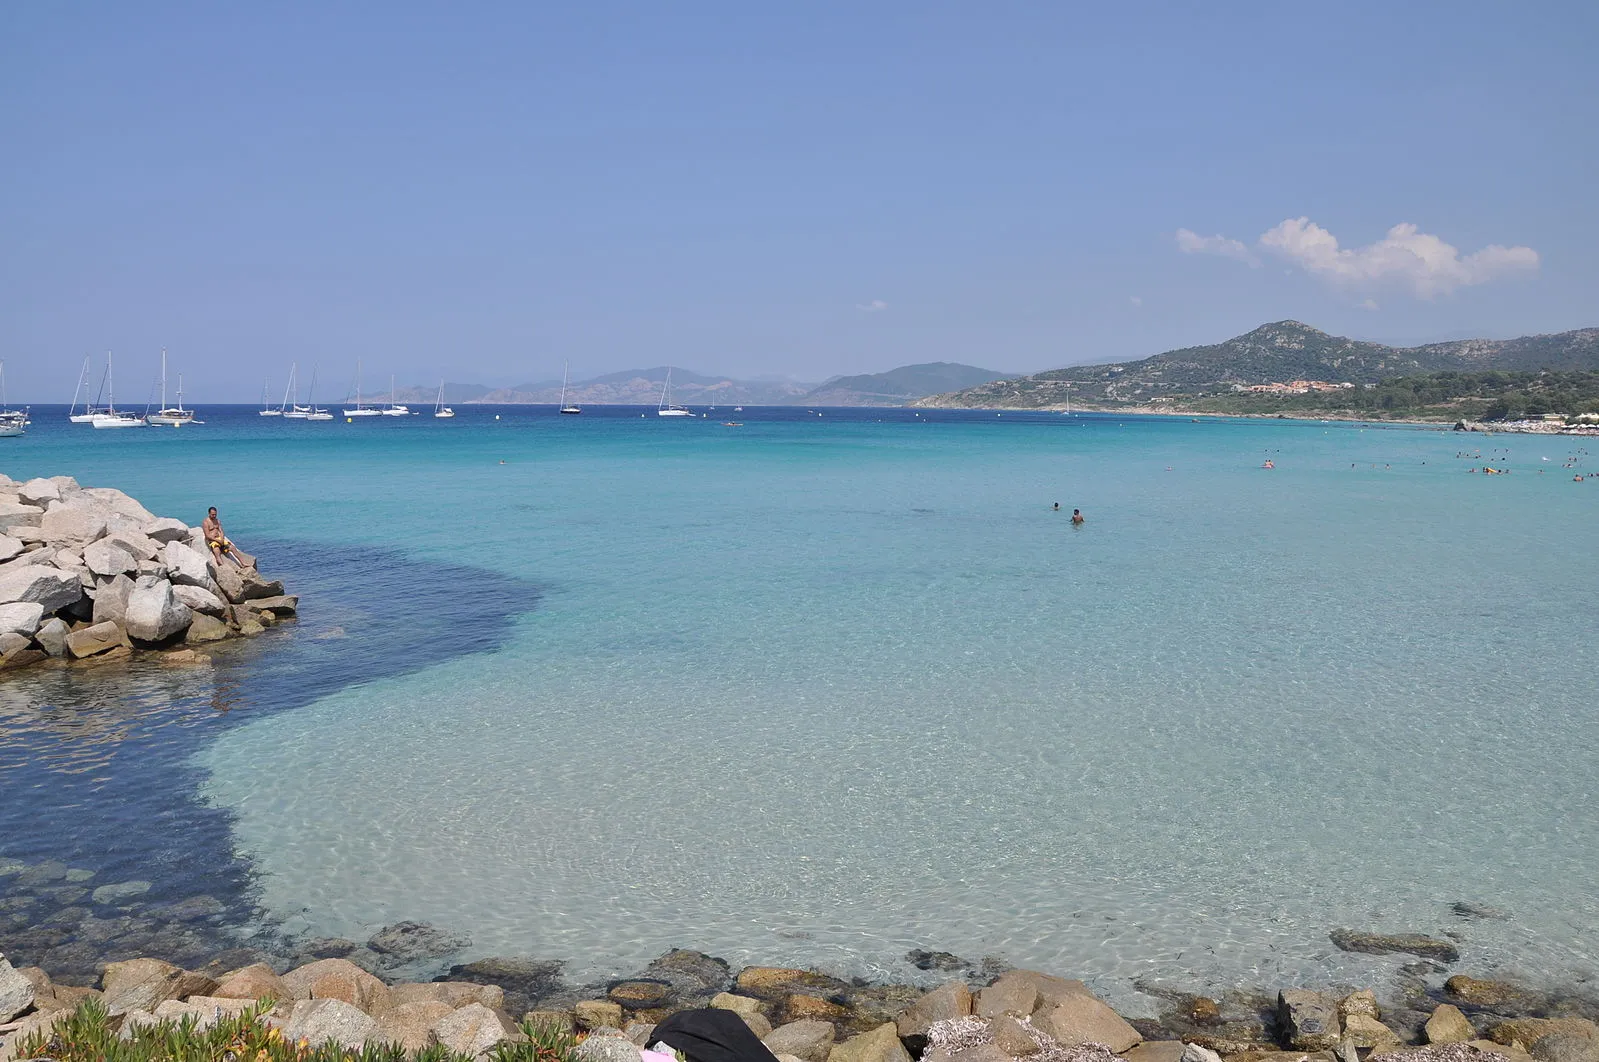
916, 402, 1599, 434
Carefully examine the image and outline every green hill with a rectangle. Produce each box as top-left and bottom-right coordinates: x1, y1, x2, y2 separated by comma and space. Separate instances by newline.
914, 322, 1599, 409
804, 362, 1010, 405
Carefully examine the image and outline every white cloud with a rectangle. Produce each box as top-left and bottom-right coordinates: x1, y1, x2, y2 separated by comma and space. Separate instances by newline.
1359, 297, 1380, 311
1128, 295, 1143, 307
857, 300, 887, 312
1175, 228, 1260, 266
1179, 217, 1539, 300
1259, 218, 1538, 298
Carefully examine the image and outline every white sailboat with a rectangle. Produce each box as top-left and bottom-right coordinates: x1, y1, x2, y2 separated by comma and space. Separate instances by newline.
343, 360, 381, 416
381, 375, 410, 416
281, 363, 311, 418
433, 380, 455, 418
302, 366, 333, 419
69, 356, 101, 423
656, 368, 693, 416
258, 378, 282, 416
91, 352, 145, 429
0, 363, 27, 437
559, 361, 581, 414
147, 349, 197, 426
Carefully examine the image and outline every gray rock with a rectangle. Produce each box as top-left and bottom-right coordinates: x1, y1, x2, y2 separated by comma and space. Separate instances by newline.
93, 574, 136, 626
93, 880, 152, 905
828, 1024, 913, 1062
0, 601, 43, 638
211, 562, 247, 604
1034, 996, 1142, 1053
65, 867, 96, 882
124, 578, 193, 642
143, 517, 192, 544
18, 479, 60, 507
1329, 929, 1460, 963
186, 612, 230, 644
976, 977, 1039, 1019
249, 594, 299, 616
0, 631, 39, 669
1531, 1033, 1599, 1062
990, 1016, 1042, 1057
32, 617, 67, 658
372, 1000, 456, 1051
64, 620, 128, 658
171, 583, 226, 616
898, 983, 973, 1039
766, 1020, 838, 1062
1279, 990, 1342, 1051
152, 996, 253, 1031
78, 487, 155, 524
431, 1002, 517, 1056
0, 501, 44, 531
0, 954, 37, 1022
15, 859, 68, 885
106, 531, 160, 560
39, 503, 108, 545
1428, 1006, 1475, 1045
1181, 1044, 1224, 1062
575, 1033, 645, 1062
0, 535, 22, 563
83, 540, 137, 577
163, 542, 213, 588
0, 564, 84, 613
364, 920, 471, 965
279, 997, 377, 1049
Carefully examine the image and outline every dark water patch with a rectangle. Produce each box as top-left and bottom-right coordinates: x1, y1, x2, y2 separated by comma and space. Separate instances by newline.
0, 538, 538, 977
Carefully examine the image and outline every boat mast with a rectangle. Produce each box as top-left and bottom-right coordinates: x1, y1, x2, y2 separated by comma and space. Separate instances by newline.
70, 355, 90, 415
281, 363, 296, 412
159, 349, 168, 411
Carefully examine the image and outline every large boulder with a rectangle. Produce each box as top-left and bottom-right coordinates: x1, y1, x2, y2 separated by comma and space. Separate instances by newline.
238, 569, 285, 600
249, 594, 299, 617
93, 573, 136, 626
66, 620, 128, 658
1329, 929, 1459, 963
767, 1020, 838, 1062
372, 1000, 455, 1051
186, 612, 231, 643
0, 535, 22, 563
106, 530, 159, 560
84, 540, 138, 577
390, 982, 505, 1011
1034, 995, 1142, 1053
0, 601, 44, 638
39, 502, 109, 545
0, 630, 42, 669
18, 479, 60, 507
172, 583, 227, 616
123, 577, 194, 642
278, 997, 377, 1050
976, 976, 1039, 1020
78, 487, 155, 524
281, 958, 391, 1015
34, 616, 70, 657
152, 996, 254, 1031
163, 541, 214, 588
1278, 990, 1341, 1051
738, 968, 851, 1002
100, 957, 218, 1015
898, 983, 973, 1039
0, 564, 83, 613
0, 953, 36, 1023
828, 1023, 913, 1062
143, 517, 192, 544
213, 962, 290, 1003
366, 921, 471, 966
431, 1002, 519, 1056
0, 501, 44, 531
211, 561, 247, 604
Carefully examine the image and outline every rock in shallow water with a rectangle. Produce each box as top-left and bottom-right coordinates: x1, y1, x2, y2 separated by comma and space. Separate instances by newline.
1278, 990, 1342, 1051
1329, 929, 1460, 963
365, 920, 470, 965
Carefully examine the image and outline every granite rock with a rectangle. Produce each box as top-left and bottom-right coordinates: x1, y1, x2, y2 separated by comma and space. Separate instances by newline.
279, 997, 378, 1050
766, 1020, 838, 1062
431, 1002, 519, 1056
1034, 995, 1142, 1053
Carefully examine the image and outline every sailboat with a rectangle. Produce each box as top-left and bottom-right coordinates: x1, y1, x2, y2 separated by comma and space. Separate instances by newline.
433, 380, 455, 418
0, 363, 26, 437
343, 360, 382, 416
147, 349, 197, 426
91, 352, 145, 428
281, 363, 311, 418
559, 361, 581, 414
381, 375, 410, 416
656, 368, 693, 416
258, 378, 282, 416
69, 356, 101, 423
303, 366, 333, 419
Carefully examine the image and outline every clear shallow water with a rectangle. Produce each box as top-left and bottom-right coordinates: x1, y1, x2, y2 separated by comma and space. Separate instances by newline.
4, 406, 1597, 1008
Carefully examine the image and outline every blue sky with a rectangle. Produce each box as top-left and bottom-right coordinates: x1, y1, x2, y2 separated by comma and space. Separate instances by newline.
3, 2, 1595, 400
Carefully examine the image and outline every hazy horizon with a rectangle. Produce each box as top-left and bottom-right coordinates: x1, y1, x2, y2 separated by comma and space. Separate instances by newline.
4, 3, 1595, 402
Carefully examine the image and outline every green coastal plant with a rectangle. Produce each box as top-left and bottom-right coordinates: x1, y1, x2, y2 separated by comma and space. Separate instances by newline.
10, 995, 524, 1062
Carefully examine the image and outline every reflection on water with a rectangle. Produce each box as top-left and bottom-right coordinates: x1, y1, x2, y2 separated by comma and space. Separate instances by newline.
0, 539, 537, 981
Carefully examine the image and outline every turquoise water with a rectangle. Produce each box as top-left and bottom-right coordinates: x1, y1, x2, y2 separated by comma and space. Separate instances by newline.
5, 407, 1598, 1006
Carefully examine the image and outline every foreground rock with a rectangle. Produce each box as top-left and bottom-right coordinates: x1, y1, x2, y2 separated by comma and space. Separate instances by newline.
0, 473, 296, 671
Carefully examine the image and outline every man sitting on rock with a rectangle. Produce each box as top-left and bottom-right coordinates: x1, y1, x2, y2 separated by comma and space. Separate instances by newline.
202, 506, 248, 568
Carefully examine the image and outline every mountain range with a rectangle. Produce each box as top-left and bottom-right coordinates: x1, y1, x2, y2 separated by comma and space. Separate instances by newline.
359, 362, 1008, 407
913, 322, 1599, 408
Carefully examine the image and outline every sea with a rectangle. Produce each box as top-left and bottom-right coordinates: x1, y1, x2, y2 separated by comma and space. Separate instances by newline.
1, 404, 1596, 1011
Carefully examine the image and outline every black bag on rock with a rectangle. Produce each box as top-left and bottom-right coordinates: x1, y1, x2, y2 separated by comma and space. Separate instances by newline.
651, 1008, 783, 1062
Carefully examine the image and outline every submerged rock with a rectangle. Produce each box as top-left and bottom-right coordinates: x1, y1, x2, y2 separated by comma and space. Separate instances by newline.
1278, 990, 1342, 1051
365, 920, 470, 966
1329, 929, 1460, 963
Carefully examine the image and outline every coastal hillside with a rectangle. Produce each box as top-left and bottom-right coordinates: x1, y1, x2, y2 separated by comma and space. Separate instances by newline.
803, 362, 1010, 405
914, 321, 1599, 409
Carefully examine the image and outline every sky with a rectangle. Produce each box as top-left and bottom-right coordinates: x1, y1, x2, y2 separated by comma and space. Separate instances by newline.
3, 2, 1596, 400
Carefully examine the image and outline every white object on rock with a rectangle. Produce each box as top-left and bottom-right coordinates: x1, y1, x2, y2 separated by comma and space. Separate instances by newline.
123, 577, 194, 641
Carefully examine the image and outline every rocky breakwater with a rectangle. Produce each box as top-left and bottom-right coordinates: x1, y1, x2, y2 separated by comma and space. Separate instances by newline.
4, 946, 1596, 1062
0, 474, 296, 671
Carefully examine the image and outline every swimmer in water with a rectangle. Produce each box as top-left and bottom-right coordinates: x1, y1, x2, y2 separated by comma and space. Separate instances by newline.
1053, 502, 1060, 511
1071, 508, 1084, 525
